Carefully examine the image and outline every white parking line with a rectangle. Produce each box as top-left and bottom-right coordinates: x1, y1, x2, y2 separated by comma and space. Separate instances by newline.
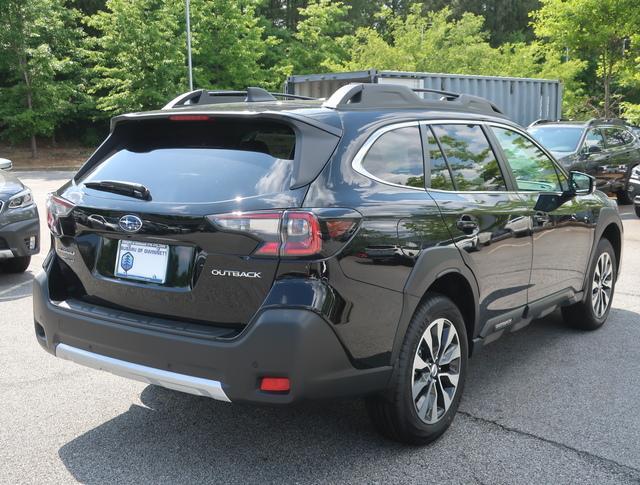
0, 279, 33, 297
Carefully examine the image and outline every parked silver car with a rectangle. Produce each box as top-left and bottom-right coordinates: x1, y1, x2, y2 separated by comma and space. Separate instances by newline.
0, 160, 39, 272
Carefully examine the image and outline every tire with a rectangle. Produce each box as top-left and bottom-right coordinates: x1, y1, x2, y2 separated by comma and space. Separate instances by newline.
616, 188, 633, 205
366, 293, 468, 445
635, 205, 640, 218
561, 239, 616, 330
2, 256, 31, 273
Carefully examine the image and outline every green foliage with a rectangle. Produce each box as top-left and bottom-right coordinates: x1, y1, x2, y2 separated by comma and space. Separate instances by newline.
4, 0, 640, 154
86, 0, 186, 115
190, 0, 276, 89
289, 0, 352, 73
532, 0, 640, 117
337, 5, 586, 116
339, 7, 502, 73
0, 0, 87, 154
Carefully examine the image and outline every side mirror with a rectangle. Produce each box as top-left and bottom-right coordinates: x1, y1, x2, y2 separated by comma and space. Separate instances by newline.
534, 171, 594, 212
0, 158, 13, 171
568, 170, 595, 195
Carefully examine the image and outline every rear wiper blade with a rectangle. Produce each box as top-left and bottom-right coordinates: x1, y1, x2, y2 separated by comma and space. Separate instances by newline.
84, 180, 152, 201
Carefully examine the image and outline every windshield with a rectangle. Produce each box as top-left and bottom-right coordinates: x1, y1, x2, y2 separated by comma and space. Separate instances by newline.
528, 126, 584, 153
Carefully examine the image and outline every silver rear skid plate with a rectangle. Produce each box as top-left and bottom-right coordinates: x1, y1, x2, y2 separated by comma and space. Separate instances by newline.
55, 343, 231, 402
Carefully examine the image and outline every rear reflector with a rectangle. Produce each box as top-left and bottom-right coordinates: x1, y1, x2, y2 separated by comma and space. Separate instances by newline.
260, 377, 290, 393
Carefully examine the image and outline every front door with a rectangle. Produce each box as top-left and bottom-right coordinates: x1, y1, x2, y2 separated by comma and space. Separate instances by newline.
489, 126, 595, 302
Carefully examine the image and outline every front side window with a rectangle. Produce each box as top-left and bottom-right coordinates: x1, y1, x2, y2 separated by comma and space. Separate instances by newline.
492, 127, 564, 192
431, 124, 506, 191
584, 129, 605, 150
361, 125, 424, 188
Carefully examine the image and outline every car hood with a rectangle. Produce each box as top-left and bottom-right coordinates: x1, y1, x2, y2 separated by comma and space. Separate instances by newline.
0, 170, 24, 197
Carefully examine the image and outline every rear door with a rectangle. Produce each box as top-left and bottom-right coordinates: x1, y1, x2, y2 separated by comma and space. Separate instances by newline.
424, 122, 533, 330
602, 126, 638, 191
489, 125, 595, 302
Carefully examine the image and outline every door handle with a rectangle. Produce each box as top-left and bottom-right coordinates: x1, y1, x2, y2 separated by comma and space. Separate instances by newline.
533, 212, 550, 224
456, 215, 478, 234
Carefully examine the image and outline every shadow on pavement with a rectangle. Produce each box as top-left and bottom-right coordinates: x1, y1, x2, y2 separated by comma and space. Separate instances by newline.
56, 308, 640, 483
57, 388, 408, 483
0, 269, 35, 302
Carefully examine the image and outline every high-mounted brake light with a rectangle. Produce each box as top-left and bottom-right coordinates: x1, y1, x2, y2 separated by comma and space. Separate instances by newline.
168, 115, 211, 121
46, 194, 75, 236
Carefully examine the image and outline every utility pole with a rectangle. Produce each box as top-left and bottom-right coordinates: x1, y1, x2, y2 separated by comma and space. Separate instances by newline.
186, 0, 193, 91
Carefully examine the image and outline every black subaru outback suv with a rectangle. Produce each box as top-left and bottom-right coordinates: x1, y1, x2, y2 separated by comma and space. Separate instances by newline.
34, 84, 622, 444
528, 118, 640, 204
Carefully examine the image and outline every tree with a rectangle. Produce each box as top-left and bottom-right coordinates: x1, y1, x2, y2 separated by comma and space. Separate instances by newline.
289, 0, 352, 73
86, 0, 185, 115
338, 7, 505, 74
532, 0, 640, 117
189, 0, 275, 89
0, 0, 86, 157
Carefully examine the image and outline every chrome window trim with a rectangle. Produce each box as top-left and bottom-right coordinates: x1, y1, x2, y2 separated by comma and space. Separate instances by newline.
351, 121, 424, 192
351, 118, 570, 195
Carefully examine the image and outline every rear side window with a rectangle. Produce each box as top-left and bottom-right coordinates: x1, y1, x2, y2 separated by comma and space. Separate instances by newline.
603, 127, 631, 147
361, 125, 424, 188
424, 126, 454, 190
431, 124, 506, 191
80, 119, 298, 203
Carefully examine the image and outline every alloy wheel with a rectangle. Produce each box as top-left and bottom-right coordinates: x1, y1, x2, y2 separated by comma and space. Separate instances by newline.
411, 318, 461, 424
592, 252, 613, 318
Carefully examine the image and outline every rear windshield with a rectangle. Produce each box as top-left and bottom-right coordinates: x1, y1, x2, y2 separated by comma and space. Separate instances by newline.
528, 126, 583, 153
80, 119, 297, 203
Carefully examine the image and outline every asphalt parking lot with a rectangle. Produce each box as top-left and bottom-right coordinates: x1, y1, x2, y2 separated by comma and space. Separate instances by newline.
2, 171, 640, 484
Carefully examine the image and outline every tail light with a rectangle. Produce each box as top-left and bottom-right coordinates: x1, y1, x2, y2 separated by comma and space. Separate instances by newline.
46, 193, 75, 236
208, 209, 359, 258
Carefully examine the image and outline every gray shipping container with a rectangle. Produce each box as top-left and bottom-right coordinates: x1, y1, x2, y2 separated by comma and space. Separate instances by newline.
285, 69, 563, 127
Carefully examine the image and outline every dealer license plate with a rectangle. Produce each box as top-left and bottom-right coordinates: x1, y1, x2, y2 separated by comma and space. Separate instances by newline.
114, 240, 169, 284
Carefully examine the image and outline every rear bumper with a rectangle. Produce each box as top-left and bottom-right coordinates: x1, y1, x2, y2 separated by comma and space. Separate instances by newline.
0, 212, 40, 258
33, 270, 391, 404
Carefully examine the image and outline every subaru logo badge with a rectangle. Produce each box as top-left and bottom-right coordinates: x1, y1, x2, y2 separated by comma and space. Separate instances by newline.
119, 215, 143, 233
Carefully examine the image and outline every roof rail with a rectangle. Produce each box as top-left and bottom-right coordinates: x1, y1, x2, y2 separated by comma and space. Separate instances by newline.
587, 118, 628, 127
163, 87, 317, 109
527, 119, 557, 128
322, 83, 503, 116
